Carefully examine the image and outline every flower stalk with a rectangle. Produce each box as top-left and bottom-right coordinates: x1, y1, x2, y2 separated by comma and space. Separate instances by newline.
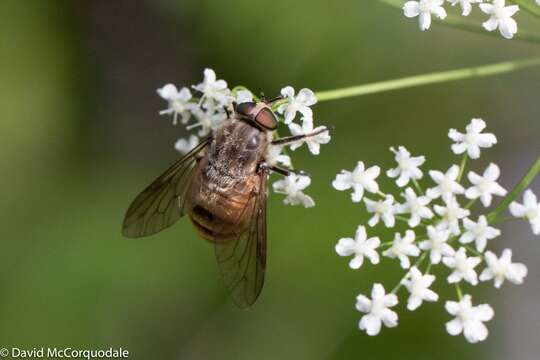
487, 156, 540, 223
509, 0, 540, 18
315, 57, 540, 102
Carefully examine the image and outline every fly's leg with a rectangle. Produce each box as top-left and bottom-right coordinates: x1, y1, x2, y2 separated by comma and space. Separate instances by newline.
264, 125, 327, 176
264, 95, 284, 105
271, 126, 329, 146
259, 163, 309, 177
223, 106, 232, 118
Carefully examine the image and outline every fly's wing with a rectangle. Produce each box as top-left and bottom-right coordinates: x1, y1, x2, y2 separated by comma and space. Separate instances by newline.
215, 170, 268, 308
122, 139, 210, 238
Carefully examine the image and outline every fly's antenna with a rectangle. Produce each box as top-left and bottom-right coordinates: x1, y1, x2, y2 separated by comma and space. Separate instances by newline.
265, 95, 284, 105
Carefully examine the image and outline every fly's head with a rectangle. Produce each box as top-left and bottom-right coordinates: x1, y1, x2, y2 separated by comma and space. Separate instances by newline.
233, 95, 283, 131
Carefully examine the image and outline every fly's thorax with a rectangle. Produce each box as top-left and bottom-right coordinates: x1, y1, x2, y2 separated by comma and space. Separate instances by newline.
206, 119, 269, 181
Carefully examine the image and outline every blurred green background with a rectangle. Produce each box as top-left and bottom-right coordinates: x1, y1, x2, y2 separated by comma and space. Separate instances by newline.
1, 0, 539, 359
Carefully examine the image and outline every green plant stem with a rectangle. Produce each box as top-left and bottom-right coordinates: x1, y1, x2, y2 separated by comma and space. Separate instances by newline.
315, 57, 540, 102
510, 0, 540, 18
425, 262, 432, 274
391, 252, 427, 294
380, 0, 540, 44
395, 215, 411, 223
455, 283, 463, 300
465, 199, 477, 209
465, 245, 483, 258
458, 154, 468, 182
487, 156, 540, 223
491, 216, 521, 224
412, 179, 424, 195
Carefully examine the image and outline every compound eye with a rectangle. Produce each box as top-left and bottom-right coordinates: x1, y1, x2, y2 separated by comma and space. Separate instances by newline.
234, 102, 257, 116
246, 135, 260, 150
255, 108, 278, 130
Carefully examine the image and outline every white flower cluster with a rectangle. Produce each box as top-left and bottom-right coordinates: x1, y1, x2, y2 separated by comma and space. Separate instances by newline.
333, 118, 537, 343
403, 0, 525, 39
157, 68, 330, 208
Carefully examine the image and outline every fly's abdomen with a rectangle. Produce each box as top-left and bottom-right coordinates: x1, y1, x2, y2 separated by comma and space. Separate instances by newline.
187, 168, 258, 243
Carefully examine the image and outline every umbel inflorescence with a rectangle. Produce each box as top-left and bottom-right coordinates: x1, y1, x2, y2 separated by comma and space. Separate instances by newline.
402, 0, 540, 39
156, 68, 330, 207
333, 119, 539, 343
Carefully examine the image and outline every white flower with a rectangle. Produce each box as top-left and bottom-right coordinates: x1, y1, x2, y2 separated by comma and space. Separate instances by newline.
459, 216, 500, 252
403, 0, 447, 31
443, 247, 481, 285
386, 146, 425, 187
510, 189, 540, 235
447, 0, 483, 16
335, 225, 380, 269
157, 84, 194, 125
480, 0, 520, 39
235, 89, 253, 104
383, 230, 420, 269
192, 68, 231, 106
364, 195, 397, 228
399, 187, 434, 227
356, 283, 398, 336
332, 162, 380, 203
188, 104, 227, 137
445, 295, 494, 343
420, 225, 455, 264
448, 118, 497, 159
480, 249, 527, 288
465, 163, 507, 207
273, 174, 315, 208
288, 120, 331, 155
402, 266, 438, 310
277, 86, 317, 124
174, 135, 199, 155
434, 197, 471, 235
426, 165, 465, 201
266, 145, 292, 168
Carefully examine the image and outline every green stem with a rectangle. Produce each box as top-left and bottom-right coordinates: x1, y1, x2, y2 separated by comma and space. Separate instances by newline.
455, 283, 463, 300
391, 252, 427, 294
231, 86, 254, 99
395, 215, 411, 223
510, 0, 540, 18
315, 57, 540, 102
465, 199, 477, 209
464, 245, 483, 258
491, 216, 521, 225
412, 179, 424, 195
380, 0, 540, 44
425, 261, 432, 275
487, 156, 540, 223
458, 154, 468, 182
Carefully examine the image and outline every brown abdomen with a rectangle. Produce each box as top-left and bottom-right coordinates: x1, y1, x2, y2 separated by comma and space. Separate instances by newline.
186, 161, 260, 243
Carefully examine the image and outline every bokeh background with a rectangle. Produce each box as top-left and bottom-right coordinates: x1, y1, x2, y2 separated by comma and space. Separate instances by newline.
1, 0, 539, 359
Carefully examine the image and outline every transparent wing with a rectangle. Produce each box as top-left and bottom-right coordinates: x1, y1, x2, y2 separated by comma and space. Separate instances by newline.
122, 139, 210, 238
215, 170, 268, 308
